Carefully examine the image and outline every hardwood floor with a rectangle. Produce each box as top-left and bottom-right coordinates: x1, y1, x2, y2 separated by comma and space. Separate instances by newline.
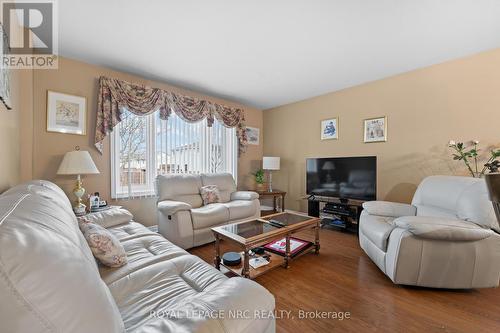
189, 228, 500, 333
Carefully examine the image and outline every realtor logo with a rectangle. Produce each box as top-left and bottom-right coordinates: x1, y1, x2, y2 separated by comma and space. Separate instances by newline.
1, 0, 58, 68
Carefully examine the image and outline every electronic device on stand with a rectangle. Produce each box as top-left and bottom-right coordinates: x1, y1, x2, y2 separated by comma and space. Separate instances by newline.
307, 195, 363, 233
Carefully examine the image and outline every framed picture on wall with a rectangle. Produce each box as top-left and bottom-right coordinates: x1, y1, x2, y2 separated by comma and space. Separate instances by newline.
245, 126, 260, 145
364, 116, 387, 143
47, 90, 87, 135
321, 117, 338, 140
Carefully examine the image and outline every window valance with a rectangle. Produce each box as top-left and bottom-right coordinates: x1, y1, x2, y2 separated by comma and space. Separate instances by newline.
95, 76, 248, 154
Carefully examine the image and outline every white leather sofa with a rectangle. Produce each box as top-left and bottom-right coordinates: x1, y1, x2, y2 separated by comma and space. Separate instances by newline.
0, 180, 275, 333
359, 175, 500, 289
157, 173, 260, 249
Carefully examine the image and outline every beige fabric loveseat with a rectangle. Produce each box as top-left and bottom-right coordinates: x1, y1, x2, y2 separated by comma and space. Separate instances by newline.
0, 180, 275, 333
157, 173, 260, 249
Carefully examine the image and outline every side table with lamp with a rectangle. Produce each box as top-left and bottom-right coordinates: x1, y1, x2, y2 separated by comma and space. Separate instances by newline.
259, 157, 285, 215
57, 146, 100, 216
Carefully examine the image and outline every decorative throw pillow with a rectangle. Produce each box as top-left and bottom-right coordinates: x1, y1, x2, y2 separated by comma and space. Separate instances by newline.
78, 218, 128, 267
200, 185, 221, 205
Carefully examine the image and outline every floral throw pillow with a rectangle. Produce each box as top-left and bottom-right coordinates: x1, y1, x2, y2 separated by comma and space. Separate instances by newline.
78, 217, 128, 268
200, 185, 221, 205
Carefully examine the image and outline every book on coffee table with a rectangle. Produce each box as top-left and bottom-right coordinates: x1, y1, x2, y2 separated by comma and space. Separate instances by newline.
264, 237, 312, 257
249, 257, 270, 269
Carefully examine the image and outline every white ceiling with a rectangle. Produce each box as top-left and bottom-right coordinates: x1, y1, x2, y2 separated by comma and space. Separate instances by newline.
57, 0, 500, 109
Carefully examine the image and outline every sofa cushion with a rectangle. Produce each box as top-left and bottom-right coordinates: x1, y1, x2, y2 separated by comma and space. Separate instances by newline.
1, 180, 72, 209
223, 200, 258, 220
107, 255, 227, 331
107, 221, 158, 241
456, 180, 499, 233
81, 207, 134, 228
156, 174, 203, 208
411, 175, 479, 212
107, 255, 275, 333
201, 173, 236, 203
359, 211, 395, 251
394, 216, 493, 241
0, 187, 125, 333
99, 233, 189, 285
191, 204, 230, 230
415, 204, 458, 219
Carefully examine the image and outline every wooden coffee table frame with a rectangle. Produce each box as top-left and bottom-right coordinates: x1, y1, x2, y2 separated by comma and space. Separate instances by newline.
212, 212, 320, 279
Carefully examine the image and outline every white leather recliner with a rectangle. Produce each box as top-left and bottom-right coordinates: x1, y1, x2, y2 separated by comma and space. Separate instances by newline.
157, 173, 260, 249
359, 175, 500, 289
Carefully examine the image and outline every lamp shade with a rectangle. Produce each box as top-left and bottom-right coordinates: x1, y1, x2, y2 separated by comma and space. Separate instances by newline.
485, 173, 500, 202
322, 161, 336, 170
263, 157, 280, 170
57, 149, 100, 175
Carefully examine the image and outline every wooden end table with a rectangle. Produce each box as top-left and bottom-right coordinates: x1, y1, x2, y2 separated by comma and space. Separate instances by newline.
211, 211, 320, 279
255, 189, 286, 214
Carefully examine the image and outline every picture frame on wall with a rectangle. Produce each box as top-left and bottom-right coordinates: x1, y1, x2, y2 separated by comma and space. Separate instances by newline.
245, 126, 260, 145
321, 117, 338, 140
47, 90, 87, 135
364, 116, 387, 143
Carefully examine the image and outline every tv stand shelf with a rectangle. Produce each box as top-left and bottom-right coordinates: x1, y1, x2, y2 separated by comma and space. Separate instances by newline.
305, 195, 364, 233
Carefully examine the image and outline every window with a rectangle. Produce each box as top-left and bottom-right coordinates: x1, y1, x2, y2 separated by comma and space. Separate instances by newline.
111, 110, 238, 198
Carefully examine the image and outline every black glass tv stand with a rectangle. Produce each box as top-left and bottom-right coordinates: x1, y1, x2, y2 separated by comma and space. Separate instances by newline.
306, 195, 364, 233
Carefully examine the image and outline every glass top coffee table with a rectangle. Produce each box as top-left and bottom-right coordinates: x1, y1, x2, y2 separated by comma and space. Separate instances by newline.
211, 211, 321, 279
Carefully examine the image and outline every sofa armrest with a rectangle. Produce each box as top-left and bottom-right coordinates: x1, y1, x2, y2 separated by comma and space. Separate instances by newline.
79, 207, 133, 228
230, 191, 259, 201
192, 277, 275, 333
157, 200, 192, 216
362, 201, 417, 218
394, 216, 493, 241
139, 276, 275, 333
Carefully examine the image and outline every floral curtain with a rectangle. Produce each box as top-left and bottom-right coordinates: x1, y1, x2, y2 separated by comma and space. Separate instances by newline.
95, 76, 248, 154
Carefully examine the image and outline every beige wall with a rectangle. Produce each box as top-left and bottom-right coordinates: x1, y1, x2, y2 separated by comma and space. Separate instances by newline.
0, 19, 33, 192
31, 57, 263, 225
0, 69, 33, 192
264, 49, 500, 212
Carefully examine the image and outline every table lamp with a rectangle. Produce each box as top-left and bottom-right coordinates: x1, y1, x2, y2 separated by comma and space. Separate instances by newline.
263, 156, 280, 192
57, 146, 100, 215
485, 173, 500, 224
322, 161, 336, 183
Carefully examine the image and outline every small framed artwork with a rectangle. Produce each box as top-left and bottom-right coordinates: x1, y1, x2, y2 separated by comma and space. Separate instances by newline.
245, 126, 260, 145
364, 116, 387, 143
321, 118, 338, 140
47, 91, 87, 135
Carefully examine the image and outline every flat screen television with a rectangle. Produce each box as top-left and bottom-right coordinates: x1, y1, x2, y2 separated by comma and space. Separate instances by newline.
306, 156, 376, 201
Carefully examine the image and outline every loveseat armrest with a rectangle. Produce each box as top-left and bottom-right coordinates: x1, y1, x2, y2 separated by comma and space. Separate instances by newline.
157, 200, 192, 216
362, 201, 417, 218
231, 191, 259, 201
394, 216, 493, 241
